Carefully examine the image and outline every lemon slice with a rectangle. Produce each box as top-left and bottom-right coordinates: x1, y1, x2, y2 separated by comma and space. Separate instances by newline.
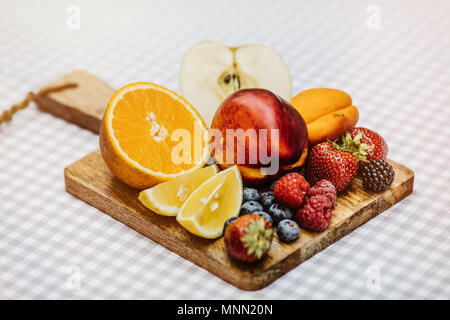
176, 166, 243, 239
138, 165, 219, 216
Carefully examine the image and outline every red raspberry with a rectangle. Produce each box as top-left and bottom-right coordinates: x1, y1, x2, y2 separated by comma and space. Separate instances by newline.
307, 179, 337, 205
296, 195, 333, 232
274, 173, 310, 208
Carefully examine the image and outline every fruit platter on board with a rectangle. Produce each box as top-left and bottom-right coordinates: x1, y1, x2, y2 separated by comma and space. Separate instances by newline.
36, 41, 415, 290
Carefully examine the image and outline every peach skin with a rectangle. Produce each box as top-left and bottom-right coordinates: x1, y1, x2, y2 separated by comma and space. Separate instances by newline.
290, 88, 359, 144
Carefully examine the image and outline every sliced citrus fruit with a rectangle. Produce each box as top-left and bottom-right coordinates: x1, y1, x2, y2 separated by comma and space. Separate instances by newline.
99, 82, 210, 189
138, 164, 218, 216
176, 166, 243, 239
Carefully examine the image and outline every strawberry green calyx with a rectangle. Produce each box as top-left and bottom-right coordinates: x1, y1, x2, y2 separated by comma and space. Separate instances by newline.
332, 131, 371, 162
240, 219, 273, 259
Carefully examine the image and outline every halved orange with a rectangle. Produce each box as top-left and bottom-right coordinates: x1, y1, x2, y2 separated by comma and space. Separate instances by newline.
100, 82, 210, 189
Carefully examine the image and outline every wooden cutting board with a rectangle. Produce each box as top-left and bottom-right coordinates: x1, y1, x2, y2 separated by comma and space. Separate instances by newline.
65, 151, 414, 290
35, 70, 115, 132
39, 71, 414, 290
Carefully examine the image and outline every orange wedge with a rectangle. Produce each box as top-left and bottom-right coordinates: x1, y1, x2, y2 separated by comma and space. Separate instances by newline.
100, 82, 210, 189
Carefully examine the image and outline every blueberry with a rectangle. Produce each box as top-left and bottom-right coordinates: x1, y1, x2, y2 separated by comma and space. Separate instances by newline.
223, 216, 238, 234
243, 187, 260, 202
260, 191, 276, 211
240, 201, 264, 216
277, 219, 300, 242
268, 203, 293, 226
252, 211, 273, 227
270, 180, 278, 191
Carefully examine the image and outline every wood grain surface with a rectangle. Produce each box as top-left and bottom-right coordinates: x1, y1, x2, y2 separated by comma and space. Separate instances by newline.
64, 150, 414, 290
35, 70, 115, 133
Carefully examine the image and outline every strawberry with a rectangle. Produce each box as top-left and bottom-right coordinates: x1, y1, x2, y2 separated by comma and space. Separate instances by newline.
224, 214, 273, 262
306, 142, 358, 192
273, 172, 310, 208
340, 127, 388, 162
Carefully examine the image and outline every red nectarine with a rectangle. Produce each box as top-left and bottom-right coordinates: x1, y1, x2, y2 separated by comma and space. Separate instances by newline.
211, 88, 308, 186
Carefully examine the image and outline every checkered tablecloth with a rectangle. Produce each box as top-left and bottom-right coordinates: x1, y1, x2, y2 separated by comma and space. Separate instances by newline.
1, 0, 449, 299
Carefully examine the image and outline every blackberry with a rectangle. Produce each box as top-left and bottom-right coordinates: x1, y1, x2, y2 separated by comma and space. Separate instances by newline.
361, 159, 395, 192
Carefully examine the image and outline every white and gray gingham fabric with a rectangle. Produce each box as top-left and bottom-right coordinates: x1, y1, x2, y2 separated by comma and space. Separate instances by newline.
1, 0, 449, 299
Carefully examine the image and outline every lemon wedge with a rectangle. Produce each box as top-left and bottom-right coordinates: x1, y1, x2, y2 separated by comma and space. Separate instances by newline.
176, 166, 243, 239
139, 165, 218, 216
